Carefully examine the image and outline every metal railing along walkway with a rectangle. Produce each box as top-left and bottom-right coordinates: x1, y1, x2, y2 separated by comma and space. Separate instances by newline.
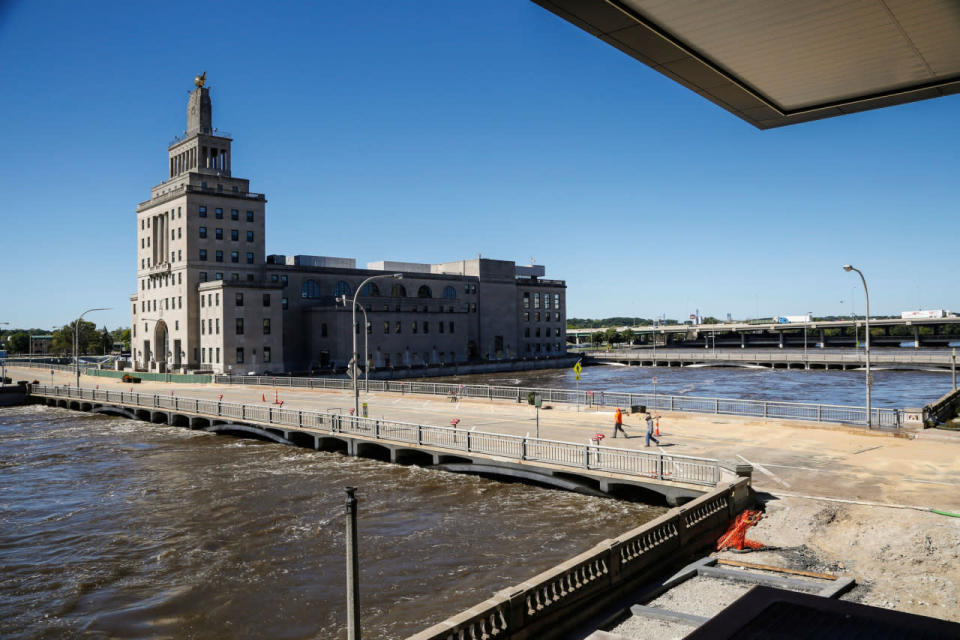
210, 374, 900, 428
30, 385, 721, 486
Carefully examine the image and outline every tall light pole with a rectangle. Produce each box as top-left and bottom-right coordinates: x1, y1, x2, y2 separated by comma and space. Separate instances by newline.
842, 265, 870, 427
340, 296, 370, 394
75, 307, 111, 387
351, 274, 402, 416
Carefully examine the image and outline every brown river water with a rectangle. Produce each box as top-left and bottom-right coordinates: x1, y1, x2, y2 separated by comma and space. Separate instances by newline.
0, 405, 663, 639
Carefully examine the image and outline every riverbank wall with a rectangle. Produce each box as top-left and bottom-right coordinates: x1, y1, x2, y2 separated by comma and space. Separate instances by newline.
407, 478, 753, 640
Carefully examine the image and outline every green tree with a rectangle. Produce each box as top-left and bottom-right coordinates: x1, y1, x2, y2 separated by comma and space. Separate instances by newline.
622, 328, 635, 345
51, 320, 100, 356
590, 331, 604, 347
604, 328, 622, 345
6, 331, 29, 353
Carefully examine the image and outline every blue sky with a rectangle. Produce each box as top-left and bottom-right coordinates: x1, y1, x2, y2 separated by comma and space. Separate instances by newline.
1, 0, 957, 331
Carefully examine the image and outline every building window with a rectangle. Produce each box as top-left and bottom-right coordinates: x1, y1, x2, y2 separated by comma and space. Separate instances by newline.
215, 293, 219, 305
231, 273, 239, 281
439, 321, 444, 333
246, 231, 254, 242
302, 279, 321, 299
417, 285, 432, 298
201, 320, 205, 335
263, 318, 271, 335
321, 323, 328, 337
470, 303, 476, 312
231, 209, 239, 220
391, 283, 407, 298
535, 312, 541, 322
524, 327, 530, 337
554, 293, 560, 308
199, 249, 207, 261
231, 251, 239, 263
281, 297, 288, 310
216, 228, 223, 240
536, 327, 541, 337
383, 321, 390, 334
178, 249, 182, 261
271, 274, 279, 282
236, 347, 244, 364
412, 321, 418, 334
262, 294, 270, 307
215, 208, 223, 219
555, 327, 561, 337
534, 292, 540, 309
216, 347, 220, 363
524, 312, 530, 322
263, 346, 271, 363
281, 275, 287, 287
334, 281, 352, 298
442, 286, 456, 299
366, 321, 372, 335
236, 292, 244, 306
236, 318, 244, 335
246, 210, 254, 222
247, 252, 254, 264
423, 321, 429, 333
449, 321, 454, 333
200, 271, 208, 282
199, 205, 207, 217
216, 318, 220, 334
231, 229, 239, 241
523, 292, 530, 309
215, 250, 223, 262
544, 294, 551, 310
362, 282, 380, 296
208, 318, 213, 334
215, 272, 223, 280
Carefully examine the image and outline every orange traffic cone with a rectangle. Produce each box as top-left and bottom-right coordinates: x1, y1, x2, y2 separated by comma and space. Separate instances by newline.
655, 418, 660, 437
261, 393, 266, 402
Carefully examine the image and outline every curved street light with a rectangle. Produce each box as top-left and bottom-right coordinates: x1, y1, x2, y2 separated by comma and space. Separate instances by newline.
75, 308, 111, 387
842, 265, 871, 427
351, 274, 402, 416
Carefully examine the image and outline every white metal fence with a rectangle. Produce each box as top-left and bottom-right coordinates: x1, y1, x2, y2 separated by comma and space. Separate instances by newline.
210, 374, 901, 428
29, 384, 721, 486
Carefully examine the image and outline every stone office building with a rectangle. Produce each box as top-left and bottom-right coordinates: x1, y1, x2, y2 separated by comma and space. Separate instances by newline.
131, 77, 567, 374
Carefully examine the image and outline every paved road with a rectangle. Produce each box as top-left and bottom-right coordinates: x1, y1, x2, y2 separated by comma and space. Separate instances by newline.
10, 366, 960, 511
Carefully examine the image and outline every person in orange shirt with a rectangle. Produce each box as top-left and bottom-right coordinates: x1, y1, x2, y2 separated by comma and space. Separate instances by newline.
613, 407, 628, 438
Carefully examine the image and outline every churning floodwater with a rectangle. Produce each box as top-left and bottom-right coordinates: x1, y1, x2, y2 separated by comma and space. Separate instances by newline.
0, 406, 663, 639
434, 364, 952, 409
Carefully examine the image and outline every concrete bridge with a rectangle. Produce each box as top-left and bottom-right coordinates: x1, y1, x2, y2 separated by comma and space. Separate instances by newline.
28, 384, 737, 506
568, 316, 960, 349
586, 347, 958, 373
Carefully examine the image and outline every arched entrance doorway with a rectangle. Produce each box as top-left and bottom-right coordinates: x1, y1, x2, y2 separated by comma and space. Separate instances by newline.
154, 320, 169, 371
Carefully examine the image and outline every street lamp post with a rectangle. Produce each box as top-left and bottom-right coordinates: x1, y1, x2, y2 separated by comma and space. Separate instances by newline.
842, 265, 871, 427
340, 296, 370, 395
75, 308, 111, 388
351, 274, 402, 417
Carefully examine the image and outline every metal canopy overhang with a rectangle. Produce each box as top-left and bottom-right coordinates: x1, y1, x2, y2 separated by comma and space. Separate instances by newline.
532, 0, 960, 129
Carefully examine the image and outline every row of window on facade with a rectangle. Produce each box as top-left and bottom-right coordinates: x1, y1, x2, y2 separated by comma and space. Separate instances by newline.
524, 311, 563, 323
140, 271, 183, 291
525, 327, 563, 338
526, 343, 564, 353
198, 249, 255, 264
200, 346, 270, 365
140, 206, 183, 230
136, 296, 182, 314
197, 227, 255, 242
200, 317, 272, 336
522, 291, 562, 310
140, 226, 184, 248
200, 291, 273, 309
198, 206, 255, 222
301, 280, 460, 300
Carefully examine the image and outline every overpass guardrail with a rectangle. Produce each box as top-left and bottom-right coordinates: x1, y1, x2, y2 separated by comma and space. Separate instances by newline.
210, 374, 900, 428
28, 384, 721, 486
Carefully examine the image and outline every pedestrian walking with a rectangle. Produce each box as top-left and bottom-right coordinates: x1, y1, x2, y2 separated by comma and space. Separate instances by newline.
613, 407, 628, 438
645, 413, 660, 447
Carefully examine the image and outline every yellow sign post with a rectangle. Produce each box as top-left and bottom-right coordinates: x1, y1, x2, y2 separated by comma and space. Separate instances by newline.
573, 360, 583, 411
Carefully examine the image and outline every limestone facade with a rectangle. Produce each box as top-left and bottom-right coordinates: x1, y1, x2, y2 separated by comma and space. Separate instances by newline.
131, 80, 566, 374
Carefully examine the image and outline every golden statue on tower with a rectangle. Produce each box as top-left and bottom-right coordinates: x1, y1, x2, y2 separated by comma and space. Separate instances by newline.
194, 71, 206, 88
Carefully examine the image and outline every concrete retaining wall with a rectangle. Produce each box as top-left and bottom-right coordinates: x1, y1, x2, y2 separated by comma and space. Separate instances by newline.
406, 478, 753, 640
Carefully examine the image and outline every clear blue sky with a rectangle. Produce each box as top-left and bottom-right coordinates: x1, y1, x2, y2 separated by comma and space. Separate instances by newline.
1, 1, 958, 331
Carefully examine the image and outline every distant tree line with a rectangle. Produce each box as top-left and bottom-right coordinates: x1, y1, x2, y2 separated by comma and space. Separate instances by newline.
566, 317, 682, 329
1, 324, 130, 355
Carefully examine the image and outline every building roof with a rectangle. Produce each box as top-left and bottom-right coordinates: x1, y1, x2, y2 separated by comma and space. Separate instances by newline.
532, 0, 960, 128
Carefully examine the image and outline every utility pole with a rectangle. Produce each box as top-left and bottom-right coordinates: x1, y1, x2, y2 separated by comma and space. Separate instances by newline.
345, 487, 360, 640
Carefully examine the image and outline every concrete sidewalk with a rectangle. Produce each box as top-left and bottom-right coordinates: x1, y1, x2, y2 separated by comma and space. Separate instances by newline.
10, 365, 960, 511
